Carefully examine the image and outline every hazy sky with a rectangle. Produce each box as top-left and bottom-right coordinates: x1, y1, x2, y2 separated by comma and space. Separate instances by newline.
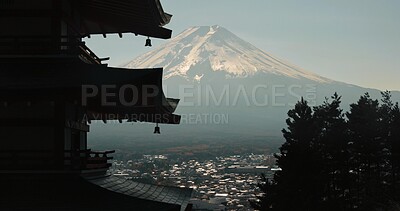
85, 0, 400, 91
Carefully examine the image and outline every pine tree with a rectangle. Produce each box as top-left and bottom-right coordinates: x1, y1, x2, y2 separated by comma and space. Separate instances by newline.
346, 93, 383, 209
271, 98, 326, 210
312, 93, 349, 209
253, 93, 400, 210
380, 91, 400, 203
390, 103, 400, 203
379, 91, 395, 196
249, 174, 276, 210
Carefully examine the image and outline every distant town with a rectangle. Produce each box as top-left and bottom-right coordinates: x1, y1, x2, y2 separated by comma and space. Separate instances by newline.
110, 154, 280, 211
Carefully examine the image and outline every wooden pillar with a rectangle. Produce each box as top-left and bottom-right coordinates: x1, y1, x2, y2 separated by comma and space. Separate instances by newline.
54, 99, 66, 170
51, 0, 62, 52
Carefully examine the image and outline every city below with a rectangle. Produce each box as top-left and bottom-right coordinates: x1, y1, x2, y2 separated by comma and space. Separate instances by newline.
111, 154, 280, 211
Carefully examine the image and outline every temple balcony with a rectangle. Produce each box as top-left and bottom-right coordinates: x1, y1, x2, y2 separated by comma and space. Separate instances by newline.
0, 36, 108, 65
65, 149, 115, 170
0, 149, 115, 176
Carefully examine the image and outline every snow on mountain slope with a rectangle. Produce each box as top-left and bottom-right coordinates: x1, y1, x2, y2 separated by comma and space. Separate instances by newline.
124, 25, 332, 83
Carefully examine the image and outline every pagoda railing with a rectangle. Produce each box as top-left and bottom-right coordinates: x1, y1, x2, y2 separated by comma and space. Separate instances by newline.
0, 36, 109, 64
64, 149, 115, 170
0, 149, 114, 171
0, 150, 56, 169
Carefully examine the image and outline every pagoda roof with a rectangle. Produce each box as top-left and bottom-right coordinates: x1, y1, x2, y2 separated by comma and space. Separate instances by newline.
0, 173, 191, 210
79, 0, 173, 39
88, 175, 193, 209
0, 58, 180, 124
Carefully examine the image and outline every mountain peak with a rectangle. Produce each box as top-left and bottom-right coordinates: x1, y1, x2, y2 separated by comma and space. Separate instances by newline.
186, 25, 223, 32
124, 26, 332, 83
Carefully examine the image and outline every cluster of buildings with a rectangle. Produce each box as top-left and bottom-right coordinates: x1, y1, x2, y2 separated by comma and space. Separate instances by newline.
111, 154, 280, 211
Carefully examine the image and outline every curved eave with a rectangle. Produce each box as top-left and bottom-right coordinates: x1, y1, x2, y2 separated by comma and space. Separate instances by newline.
80, 0, 173, 39
151, 0, 172, 26
0, 58, 181, 124
81, 21, 172, 39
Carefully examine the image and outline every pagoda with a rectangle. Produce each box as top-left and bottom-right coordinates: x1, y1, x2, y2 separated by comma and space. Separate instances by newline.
0, 0, 191, 210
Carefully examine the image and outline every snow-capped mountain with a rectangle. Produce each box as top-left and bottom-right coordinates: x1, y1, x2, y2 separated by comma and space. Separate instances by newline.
91, 25, 400, 148
124, 25, 332, 83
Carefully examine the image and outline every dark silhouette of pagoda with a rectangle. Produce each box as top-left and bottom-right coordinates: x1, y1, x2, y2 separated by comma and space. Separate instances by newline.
0, 0, 191, 210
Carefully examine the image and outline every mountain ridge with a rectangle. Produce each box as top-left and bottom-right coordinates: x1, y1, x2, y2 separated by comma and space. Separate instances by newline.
89, 25, 400, 149
124, 25, 333, 84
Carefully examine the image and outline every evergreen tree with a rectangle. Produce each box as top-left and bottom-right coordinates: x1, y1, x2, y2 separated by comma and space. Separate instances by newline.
312, 93, 349, 209
252, 93, 400, 211
249, 174, 276, 210
346, 93, 383, 209
380, 91, 400, 203
379, 91, 395, 196
272, 98, 326, 210
390, 103, 400, 202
